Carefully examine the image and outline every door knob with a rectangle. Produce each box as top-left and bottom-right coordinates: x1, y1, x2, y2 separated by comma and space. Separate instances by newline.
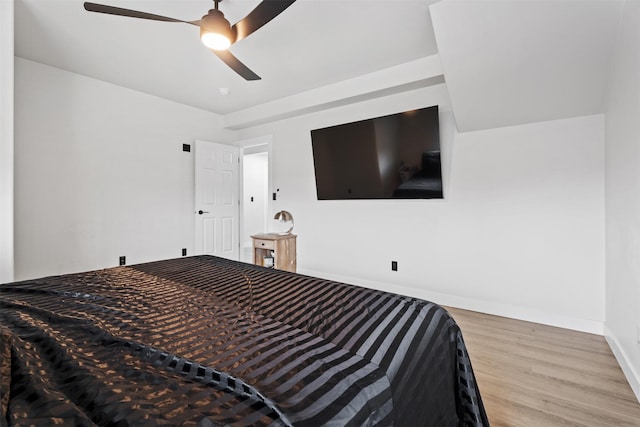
197, 210, 210, 215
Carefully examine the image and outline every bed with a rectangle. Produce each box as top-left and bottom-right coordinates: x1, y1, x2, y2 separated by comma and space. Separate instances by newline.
0, 255, 488, 426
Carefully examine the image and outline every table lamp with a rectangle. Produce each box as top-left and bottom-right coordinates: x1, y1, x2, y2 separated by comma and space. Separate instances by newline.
273, 210, 294, 234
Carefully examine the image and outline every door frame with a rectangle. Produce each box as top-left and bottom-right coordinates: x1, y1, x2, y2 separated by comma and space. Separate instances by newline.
237, 135, 273, 262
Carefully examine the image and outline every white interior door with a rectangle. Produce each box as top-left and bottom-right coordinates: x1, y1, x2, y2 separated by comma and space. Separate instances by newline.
194, 140, 239, 260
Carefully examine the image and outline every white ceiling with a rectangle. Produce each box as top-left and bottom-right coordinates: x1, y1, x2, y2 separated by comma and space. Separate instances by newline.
430, 0, 624, 132
15, 0, 440, 116
14, 0, 626, 131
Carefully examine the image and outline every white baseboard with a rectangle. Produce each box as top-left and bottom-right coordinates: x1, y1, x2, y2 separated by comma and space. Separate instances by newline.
604, 326, 640, 403
299, 268, 604, 335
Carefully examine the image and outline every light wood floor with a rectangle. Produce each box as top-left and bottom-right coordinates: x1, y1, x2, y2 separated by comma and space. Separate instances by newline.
446, 307, 640, 427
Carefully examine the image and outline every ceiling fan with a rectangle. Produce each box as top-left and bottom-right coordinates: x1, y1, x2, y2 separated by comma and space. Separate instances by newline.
83, 0, 296, 81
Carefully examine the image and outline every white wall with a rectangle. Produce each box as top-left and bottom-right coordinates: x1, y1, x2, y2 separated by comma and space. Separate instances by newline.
237, 84, 606, 334
0, 0, 14, 283
448, 115, 604, 331
604, 0, 640, 401
14, 58, 232, 280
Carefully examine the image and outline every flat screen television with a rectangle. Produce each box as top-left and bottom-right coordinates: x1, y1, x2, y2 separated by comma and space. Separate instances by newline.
310, 105, 443, 200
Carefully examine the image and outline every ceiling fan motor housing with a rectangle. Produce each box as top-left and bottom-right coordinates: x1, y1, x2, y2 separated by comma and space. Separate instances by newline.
200, 9, 233, 50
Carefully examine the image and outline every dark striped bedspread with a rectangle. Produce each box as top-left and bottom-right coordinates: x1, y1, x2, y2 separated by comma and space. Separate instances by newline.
0, 255, 488, 426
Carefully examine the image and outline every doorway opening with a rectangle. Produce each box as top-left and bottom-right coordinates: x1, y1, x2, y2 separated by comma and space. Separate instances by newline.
239, 139, 271, 263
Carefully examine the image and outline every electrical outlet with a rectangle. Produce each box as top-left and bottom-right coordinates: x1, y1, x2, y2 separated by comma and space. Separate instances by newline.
182, 248, 187, 257
391, 261, 398, 271
119, 256, 126, 266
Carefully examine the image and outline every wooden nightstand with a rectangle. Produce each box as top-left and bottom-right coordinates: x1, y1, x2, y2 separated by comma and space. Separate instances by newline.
251, 233, 297, 273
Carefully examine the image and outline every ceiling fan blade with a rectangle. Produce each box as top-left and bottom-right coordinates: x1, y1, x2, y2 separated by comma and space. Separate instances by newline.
83, 2, 199, 26
232, 0, 296, 43
213, 50, 261, 81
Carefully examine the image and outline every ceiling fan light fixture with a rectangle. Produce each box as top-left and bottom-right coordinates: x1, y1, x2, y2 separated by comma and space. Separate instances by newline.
201, 32, 231, 50
200, 9, 232, 51
83, 0, 296, 80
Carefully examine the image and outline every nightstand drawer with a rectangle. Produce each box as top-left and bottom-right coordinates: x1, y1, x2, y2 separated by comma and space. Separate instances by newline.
254, 239, 275, 250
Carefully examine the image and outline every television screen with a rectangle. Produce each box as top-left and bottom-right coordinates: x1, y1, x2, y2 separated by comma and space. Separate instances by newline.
310, 105, 443, 200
